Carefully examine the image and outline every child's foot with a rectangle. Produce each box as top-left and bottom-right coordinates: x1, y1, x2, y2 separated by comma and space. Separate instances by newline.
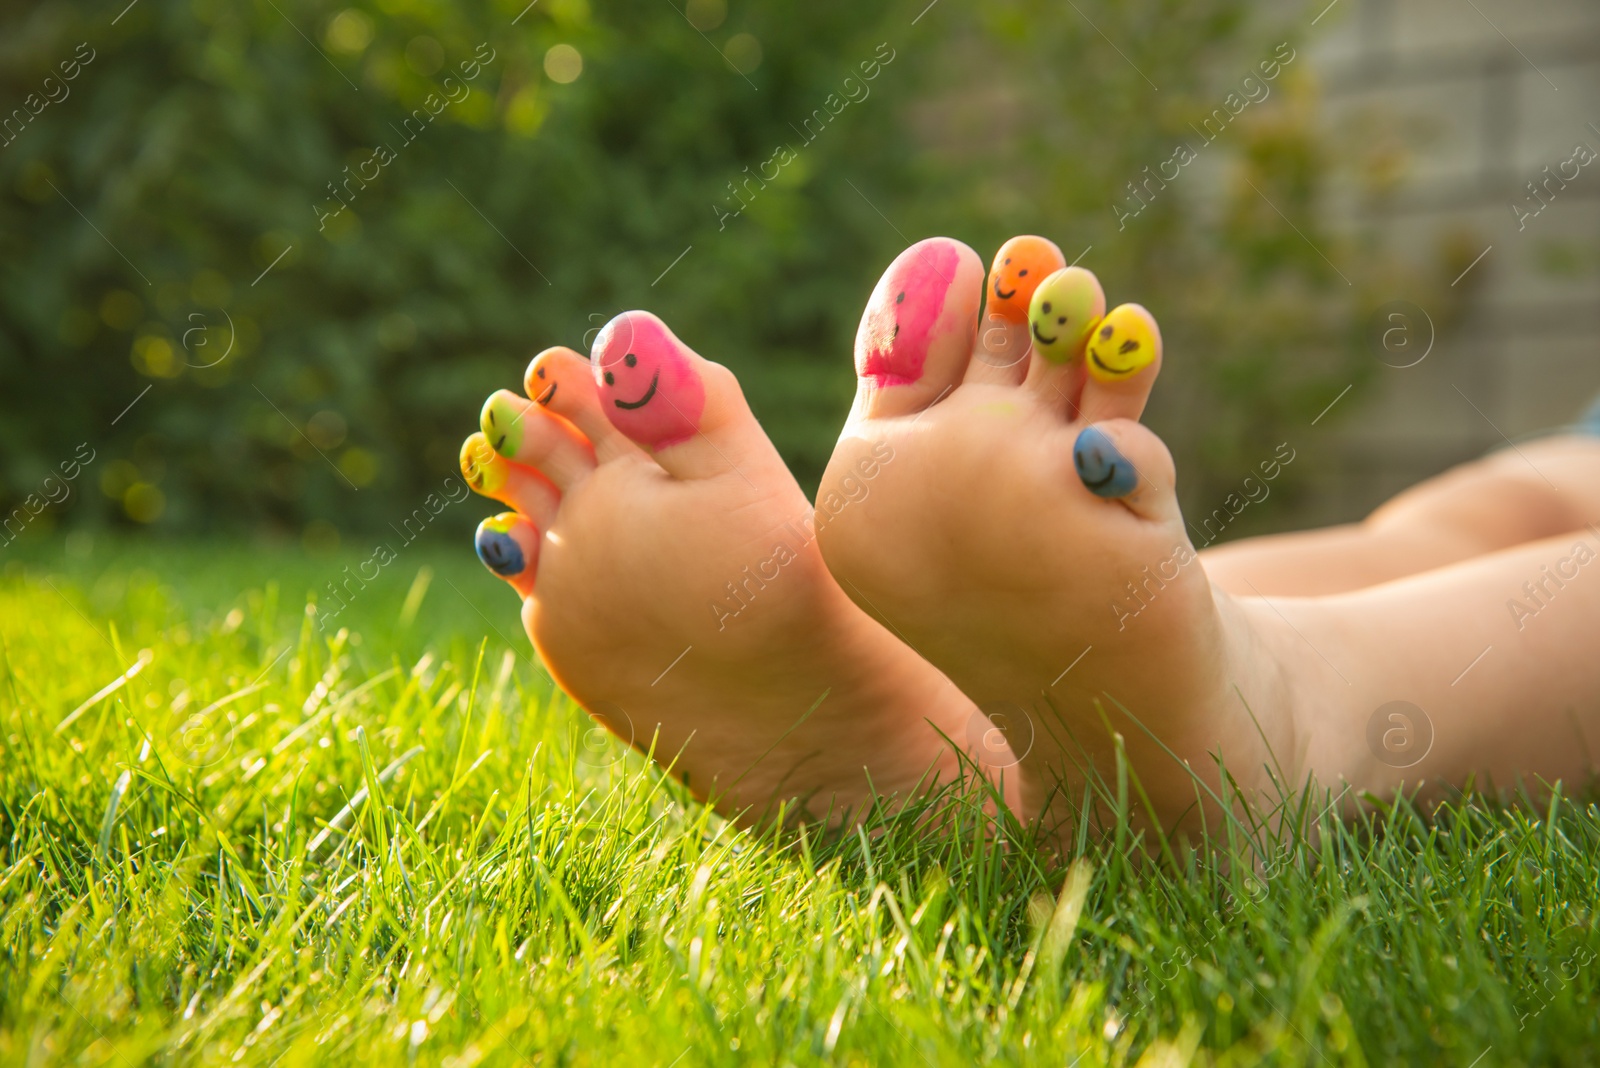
462, 311, 1001, 826
822, 238, 1600, 835
815, 238, 1308, 830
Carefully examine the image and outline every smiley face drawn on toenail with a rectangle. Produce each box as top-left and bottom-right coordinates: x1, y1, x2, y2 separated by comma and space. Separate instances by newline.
608, 361, 660, 410
592, 312, 705, 449
481, 395, 525, 457
987, 236, 1065, 323
855, 240, 962, 386
532, 365, 559, 407
1030, 313, 1059, 348
1027, 267, 1105, 364
1085, 304, 1157, 382
475, 514, 526, 575
1074, 425, 1138, 498
460, 434, 508, 494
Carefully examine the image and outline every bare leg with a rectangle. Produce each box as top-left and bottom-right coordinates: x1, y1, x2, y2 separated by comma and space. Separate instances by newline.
1202, 435, 1600, 596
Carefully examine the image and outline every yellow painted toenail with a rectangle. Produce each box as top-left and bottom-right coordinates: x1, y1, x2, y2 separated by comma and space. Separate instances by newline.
460, 433, 509, 495
1027, 267, 1105, 364
1084, 304, 1158, 382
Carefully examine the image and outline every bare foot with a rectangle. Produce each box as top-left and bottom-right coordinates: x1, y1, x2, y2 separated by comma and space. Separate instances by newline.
818, 238, 1600, 838
815, 237, 1303, 833
462, 310, 997, 828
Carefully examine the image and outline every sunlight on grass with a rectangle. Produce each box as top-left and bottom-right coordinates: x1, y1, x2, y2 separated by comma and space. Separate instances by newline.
1, 544, 1597, 1064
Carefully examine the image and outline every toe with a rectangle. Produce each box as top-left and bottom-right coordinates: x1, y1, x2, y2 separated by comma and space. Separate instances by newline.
967, 235, 1065, 386
459, 432, 560, 528
474, 512, 539, 597
1021, 267, 1107, 416
480, 389, 597, 491
591, 309, 775, 481
1071, 419, 1177, 523
525, 346, 639, 464
1072, 303, 1162, 427
852, 237, 983, 419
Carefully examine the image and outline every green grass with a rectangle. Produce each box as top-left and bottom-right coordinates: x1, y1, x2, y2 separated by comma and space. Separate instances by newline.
3, 540, 1599, 1065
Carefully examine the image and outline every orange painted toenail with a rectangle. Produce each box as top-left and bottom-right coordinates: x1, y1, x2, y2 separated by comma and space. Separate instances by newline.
986, 235, 1065, 323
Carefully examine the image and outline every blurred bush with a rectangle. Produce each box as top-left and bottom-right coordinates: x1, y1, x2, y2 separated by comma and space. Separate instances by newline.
0, 0, 1448, 542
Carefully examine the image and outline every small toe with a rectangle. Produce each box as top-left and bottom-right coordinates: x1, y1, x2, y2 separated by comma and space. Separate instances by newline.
1071, 419, 1177, 522
1021, 266, 1107, 416
459, 432, 560, 528
1073, 303, 1162, 427
852, 237, 983, 419
480, 389, 597, 491
475, 512, 539, 597
967, 235, 1065, 386
525, 347, 639, 464
591, 309, 775, 481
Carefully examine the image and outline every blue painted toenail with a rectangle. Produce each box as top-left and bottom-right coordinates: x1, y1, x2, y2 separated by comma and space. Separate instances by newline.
1074, 426, 1138, 498
475, 525, 526, 576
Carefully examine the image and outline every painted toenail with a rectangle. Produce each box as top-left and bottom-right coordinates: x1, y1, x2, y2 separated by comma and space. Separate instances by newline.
1028, 267, 1105, 364
855, 239, 963, 386
1085, 304, 1158, 381
475, 514, 527, 575
460, 434, 509, 494
986, 235, 1065, 323
481, 394, 525, 457
1074, 426, 1138, 498
591, 311, 705, 449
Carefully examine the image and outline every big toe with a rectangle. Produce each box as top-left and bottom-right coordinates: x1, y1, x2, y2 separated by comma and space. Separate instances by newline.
591, 310, 778, 482
852, 237, 983, 419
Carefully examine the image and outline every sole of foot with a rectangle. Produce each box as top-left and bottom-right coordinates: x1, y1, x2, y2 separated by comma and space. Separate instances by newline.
463, 310, 1008, 829
818, 237, 1600, 841
815, 236, 1312, 834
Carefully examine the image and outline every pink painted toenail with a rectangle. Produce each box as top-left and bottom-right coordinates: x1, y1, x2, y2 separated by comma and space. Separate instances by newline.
591, 312, 706, 450
854, 239, 962, 386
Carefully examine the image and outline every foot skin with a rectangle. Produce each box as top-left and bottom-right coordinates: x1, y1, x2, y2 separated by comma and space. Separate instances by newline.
820, 239, 1600, 836
816, 237, 1305, 833
463, 311, 1001, 828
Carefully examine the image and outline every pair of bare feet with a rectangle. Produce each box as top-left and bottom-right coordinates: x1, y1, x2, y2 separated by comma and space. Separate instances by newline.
461, 235, 1600, 845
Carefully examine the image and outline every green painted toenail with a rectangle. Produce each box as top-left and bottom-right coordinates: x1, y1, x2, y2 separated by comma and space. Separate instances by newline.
480, 395, 525, 457
1028, 267, 1106, 364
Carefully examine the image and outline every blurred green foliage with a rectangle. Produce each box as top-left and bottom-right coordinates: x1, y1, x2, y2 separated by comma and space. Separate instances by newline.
0, 0, 1450, 545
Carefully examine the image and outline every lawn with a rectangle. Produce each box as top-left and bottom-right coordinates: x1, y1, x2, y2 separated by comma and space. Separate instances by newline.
2, 540, 1597, 1065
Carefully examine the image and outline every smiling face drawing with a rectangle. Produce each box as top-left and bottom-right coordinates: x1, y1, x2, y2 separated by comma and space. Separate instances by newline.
986, 235, 1065, 323
854, 239, 965, 386
1085, 303, 1158, 381
460, 433, 508, 495
531, 362, 558, 407
591, 311, 705, 449
1026, 267, 1106, 364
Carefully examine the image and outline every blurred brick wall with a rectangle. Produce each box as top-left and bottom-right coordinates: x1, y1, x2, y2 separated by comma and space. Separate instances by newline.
1303, 0, 1600, 525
